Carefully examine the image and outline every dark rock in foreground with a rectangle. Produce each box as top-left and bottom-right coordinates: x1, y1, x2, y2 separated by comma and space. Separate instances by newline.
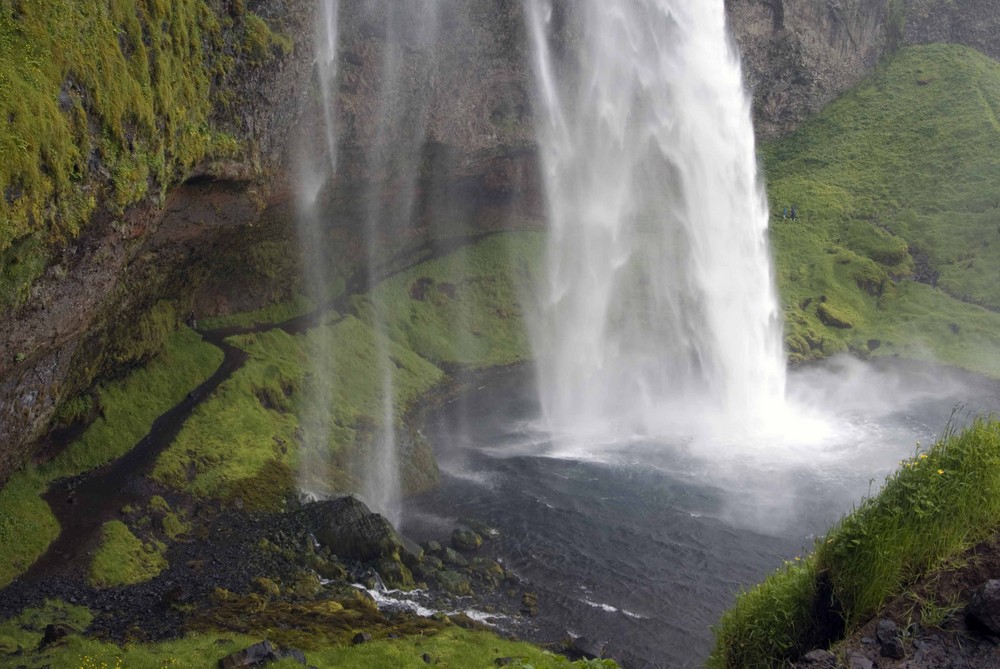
967, 579, 1000, 634
219, 640, 308, 668
304, 496, 405, 562
571, 636, 607, 660
875, 618, 905, 659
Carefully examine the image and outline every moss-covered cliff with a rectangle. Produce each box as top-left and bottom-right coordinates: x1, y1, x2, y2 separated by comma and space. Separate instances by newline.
0, 0, 314, 483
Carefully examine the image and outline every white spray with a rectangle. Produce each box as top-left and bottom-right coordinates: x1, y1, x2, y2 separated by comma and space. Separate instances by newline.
526, 0, 786, 440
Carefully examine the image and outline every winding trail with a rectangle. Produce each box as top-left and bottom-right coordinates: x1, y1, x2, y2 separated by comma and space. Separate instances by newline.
11, 231, 499, 584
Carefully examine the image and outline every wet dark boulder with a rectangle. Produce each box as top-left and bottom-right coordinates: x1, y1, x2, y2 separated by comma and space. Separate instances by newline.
847, 653, 873, 669
40, 623, 72, 648
376, 556, 414, 589
570, 636, 607, 660
441, 547, 469, 568
302, 496, 420, 565
801, 649, 836, 665
876, 618, 905, 659
457, 517, 499, 540
469, 557, 505, 589
218, 640, 307, 668
967, 579, 1000, 634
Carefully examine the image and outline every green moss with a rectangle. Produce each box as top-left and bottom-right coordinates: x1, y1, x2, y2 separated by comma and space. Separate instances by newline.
0, 0, 285, 312
160, 512, 190, 541
88, 520, 167, 588
152, 316, 444, 507
0, 470, 59, 589
0, 600, 92, 655
145, 496, 191, 540
816, 302, 855, 329
42, 327, 222, 479
767, 44, 1000, 370
147, 495, 170, 515
53, 393, 93, 428
710, 418, 1000, 668
150, 327, 306, 507
370, 232, 541, 368
151, 234, 541, 508
241, 13, 294, 66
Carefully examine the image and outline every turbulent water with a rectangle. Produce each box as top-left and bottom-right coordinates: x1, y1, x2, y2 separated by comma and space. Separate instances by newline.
404, 361, 1000, 668
526, 0, 785, 438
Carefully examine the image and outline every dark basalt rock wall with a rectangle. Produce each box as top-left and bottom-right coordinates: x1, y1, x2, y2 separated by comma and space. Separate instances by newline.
2, 0, 999, 485
903, 0, 1000, 61
728, 0, 893, 137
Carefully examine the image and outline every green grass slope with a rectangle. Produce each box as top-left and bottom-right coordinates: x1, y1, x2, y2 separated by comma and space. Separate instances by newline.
767, 44, 1000, 372
0, 327, 220, 588
151, 317, 446, 508
709, 418, 1000, 668
371, 232, 540, 368
151, 233, 536, 508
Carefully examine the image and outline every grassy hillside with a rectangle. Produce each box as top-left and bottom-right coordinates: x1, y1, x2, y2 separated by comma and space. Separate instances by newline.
709, 43, 1000, 669
709, 418, 1000, 668
766, 44, 1000, 372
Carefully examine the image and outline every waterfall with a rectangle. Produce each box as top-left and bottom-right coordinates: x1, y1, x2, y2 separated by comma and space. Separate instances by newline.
296, 0, 341, 501
526, 0, 786, 439
297, 0, 442, 522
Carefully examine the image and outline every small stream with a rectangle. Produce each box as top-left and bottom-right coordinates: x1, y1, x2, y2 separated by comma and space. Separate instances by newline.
402, 360, 1000, 668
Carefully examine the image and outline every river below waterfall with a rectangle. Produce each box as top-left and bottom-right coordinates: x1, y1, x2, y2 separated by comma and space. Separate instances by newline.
401, 359, 1000, 669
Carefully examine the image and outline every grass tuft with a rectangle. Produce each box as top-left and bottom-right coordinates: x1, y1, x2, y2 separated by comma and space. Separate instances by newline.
88, 520, 167, 588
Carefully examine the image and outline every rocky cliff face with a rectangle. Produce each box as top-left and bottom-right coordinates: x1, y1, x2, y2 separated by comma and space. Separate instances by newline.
904, 0, 1000, 61
728, 0, 892, 137
728, 0, 1000, 137
2, 0, 998, 485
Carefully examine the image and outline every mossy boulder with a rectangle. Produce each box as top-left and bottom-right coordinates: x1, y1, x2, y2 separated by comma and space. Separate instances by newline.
451, 527, 483, 552
376, 557, 415, 590
469, 557, 506, 589
436, 570, 473, 597
252, 577, 282, 599
817, 303, 855, 329
441, 547, 469, 568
